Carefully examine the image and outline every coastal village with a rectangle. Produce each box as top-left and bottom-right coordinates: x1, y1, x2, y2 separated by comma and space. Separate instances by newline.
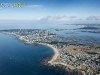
0, 29, 100, 75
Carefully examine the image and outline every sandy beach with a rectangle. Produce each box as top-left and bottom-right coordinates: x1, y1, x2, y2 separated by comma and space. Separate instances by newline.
15, 36, 84, 73
46, 44, 59, 63
42, 43, 78, 69
40, 43, 59, 64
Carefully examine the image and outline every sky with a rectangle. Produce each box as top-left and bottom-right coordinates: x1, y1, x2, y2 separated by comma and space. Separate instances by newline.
0, 0, 100, 29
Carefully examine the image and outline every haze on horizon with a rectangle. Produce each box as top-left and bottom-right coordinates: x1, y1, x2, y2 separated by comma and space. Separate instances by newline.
0, 0, 100, 29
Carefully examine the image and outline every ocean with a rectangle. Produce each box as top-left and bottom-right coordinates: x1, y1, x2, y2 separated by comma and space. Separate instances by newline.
0, 25, 100, 75
0, 33, 66, 75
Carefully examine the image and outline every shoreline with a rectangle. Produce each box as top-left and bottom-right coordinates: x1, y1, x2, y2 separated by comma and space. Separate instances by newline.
1, 30, 100, 75
40, 43, 59, 64
2, 33, 86, 75
13, 35, 86, 75
40, 43, 86, 75
2, 32, 86, 75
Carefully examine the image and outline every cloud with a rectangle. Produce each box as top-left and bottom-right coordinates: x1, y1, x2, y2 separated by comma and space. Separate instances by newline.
37, 15, 79, 21
40, 16, 52, 20
38, 15, 67, 21
68, 16, 77, 20
69, 16, 77, 18
86, 16, 100, 20
53, 15, 66, 20
26, 5, 43, 8
28, 15, 100, 22
78, 18, 83, 20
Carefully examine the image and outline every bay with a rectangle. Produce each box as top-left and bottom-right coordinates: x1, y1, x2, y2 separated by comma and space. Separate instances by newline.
0, 33, 66, 75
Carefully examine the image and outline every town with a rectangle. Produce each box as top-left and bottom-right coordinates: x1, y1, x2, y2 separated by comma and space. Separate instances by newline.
0, 29, 100, 75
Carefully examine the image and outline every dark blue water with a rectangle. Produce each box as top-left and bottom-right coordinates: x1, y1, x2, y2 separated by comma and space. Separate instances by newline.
0, 33, 66, 75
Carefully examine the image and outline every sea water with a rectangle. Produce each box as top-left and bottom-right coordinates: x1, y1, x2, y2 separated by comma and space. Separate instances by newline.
0, 33, 66, 75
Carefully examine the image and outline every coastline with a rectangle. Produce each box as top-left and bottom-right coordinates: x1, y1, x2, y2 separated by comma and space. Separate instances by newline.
40, 43, 59, 64
13, 34, 86, 75
1, 29, 100, 75
40, 43, 85, 75
2, 32, 86, 75
2, 33, 86, 75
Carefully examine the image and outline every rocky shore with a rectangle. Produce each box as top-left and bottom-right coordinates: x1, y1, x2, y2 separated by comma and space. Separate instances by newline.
40, 56, 84, 75
1, 29, 100, 75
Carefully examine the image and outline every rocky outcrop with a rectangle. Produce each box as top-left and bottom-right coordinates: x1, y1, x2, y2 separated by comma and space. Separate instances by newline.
40, 56, 84, 75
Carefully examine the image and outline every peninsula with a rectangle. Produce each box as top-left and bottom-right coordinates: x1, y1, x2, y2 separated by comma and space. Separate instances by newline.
0, 29, 100, 75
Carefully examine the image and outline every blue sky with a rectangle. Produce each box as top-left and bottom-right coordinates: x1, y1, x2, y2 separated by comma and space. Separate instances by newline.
0, 0, 100, 27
